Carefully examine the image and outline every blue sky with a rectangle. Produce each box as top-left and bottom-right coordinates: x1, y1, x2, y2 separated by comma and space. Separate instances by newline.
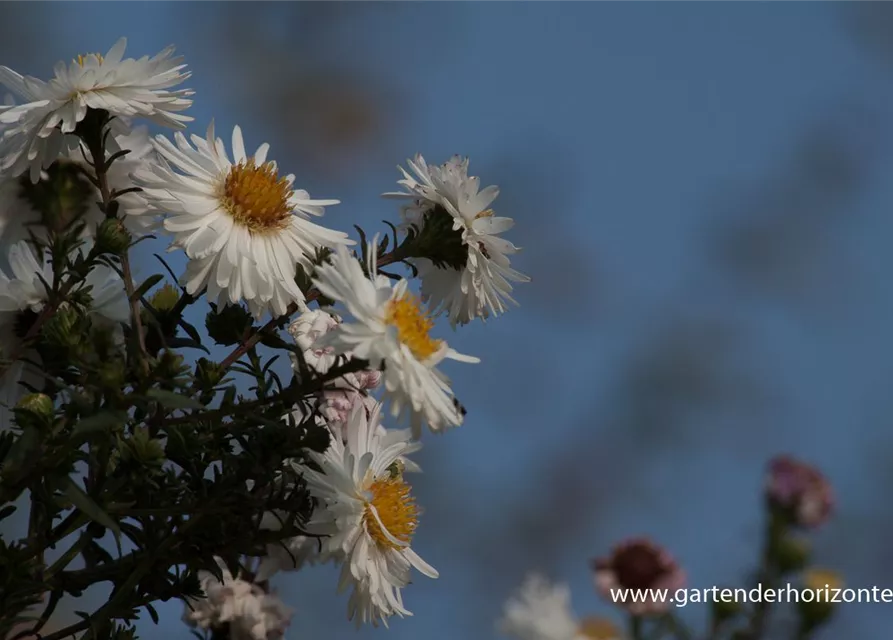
4, 3, 893, 639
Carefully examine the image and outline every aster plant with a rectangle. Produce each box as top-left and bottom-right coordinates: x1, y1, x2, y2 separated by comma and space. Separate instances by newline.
0, 39, 529, 640
498, 455, 840, 640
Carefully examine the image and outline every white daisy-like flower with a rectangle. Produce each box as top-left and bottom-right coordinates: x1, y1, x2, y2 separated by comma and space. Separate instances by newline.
312, 243, 478, 438
0, 242, 129, 428
384, 154, 530, 327
0, 37, 192, 183
184, 558, 293, 640
500, 574, 622, 640
136, 122, 351, 319
293, 402, 435, 627
0, 124, 158, 253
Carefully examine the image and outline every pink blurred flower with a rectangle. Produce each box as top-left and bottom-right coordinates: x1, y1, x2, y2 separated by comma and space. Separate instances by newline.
766, 455, 834, 528
592, 538, 686, 616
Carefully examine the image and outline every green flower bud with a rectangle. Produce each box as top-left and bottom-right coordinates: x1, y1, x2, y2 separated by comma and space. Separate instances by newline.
95, 218, 132, 255
120, 427, 165, 468
17, 161, 92, 233
44, 305, 83, 349
711, 588, 744, 622
149, 283, 181, 313
155, 350, 190, 381
772, 535, 811, 575
195, 358, 225, 389
16, 393, 54, 419
798, 568, 842, 632
205, 303, 253, 346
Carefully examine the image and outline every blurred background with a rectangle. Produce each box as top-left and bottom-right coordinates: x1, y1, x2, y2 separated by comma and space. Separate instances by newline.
3, 2, 893, 638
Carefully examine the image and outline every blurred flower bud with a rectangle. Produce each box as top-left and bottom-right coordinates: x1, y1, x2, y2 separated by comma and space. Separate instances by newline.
288, 309, 341, 374
798, 568, 842, 632
576, 616, 622, 640
205, 303, 253, 347
17, 161, 92, 233
711, 592, 743, 624
44, 305, 83, 349
149, 283, 181, 313
156, 350, 189, 382
119, 427, 165, 469
591, 538, 686, 615
195, 358, 225, 389
16, 393, 54, 419
765, 455, 834, 529
95, 218, 131, 255
14, 393, 55, 430
772, 535, 811, 574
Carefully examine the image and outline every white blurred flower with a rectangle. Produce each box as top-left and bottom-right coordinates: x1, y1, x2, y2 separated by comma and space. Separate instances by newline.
0, 37, 193, 183
0, 124, 158, 254
292, 403, 435, 627
254, 512, 325, 582
500, 574, 622, 640
384, 154, 529, 327
0, 242, 129, 428
137, 122, 351, 319
312, 243, 478, 438
184, 558, 293, 640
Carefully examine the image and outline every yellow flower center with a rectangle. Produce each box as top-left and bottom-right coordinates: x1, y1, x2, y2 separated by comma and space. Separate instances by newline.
75, 53, 104, 67
577, 617, 620, 640
363, 475, 419, 551
385, 294, 441, 361
221, 160, 293, 234
474, 208, 494, 220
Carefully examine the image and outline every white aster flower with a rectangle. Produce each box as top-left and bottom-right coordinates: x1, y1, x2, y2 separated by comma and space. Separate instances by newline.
500, 574, 622, 640
0, 37, 193, 183
294, 403, 435, 627
312, 243, 478, 437
184, 558, 293, 640
0, 125, 158, 253
0, 242, 129, 428
384, 154, 530, 327
137, 122, 351, 319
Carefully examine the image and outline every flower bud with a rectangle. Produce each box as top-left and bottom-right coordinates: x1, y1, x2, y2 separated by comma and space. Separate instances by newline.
44, 305, 83, 349
288, 309, 340, 374
16, 393, 54, 419
592, 538, 686, 616
798, 568, 842, 632
95, 218, 132, 255
205, 303, 253, 346
576, 616, 621, 640
15, 393, 55, 430
17, 161, 92, 233
149, 283, 181, 313
765, 455, 834, 529
772, 535, 811, 575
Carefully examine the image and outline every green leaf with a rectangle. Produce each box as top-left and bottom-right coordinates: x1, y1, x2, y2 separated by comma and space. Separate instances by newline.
145, 603, 160, 625
146, 389, 203, 410
131, 274, 164, 302
72, 410, 128, 437
61, 476, 121, 555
